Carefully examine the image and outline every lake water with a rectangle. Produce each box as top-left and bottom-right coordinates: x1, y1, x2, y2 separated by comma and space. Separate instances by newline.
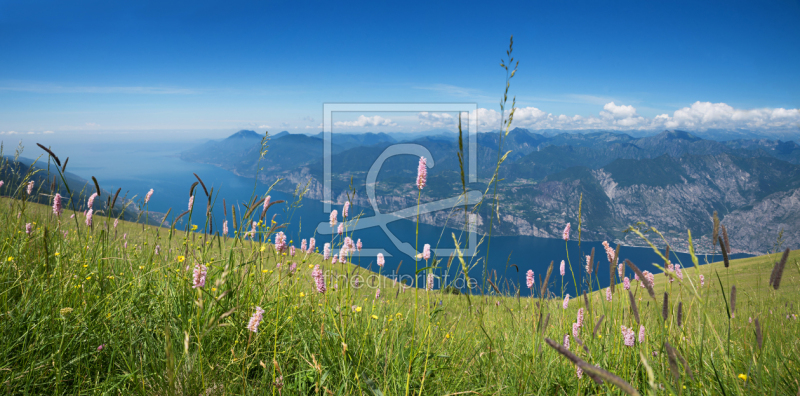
8, 135, 751, 296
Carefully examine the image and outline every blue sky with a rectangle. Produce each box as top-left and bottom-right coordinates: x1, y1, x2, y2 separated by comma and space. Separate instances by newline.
1, 0, 799, 136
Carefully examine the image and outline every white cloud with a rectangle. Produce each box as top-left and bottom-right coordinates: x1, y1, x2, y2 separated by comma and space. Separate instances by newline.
334, 115, 397, 128
418, 112, 457, 128
474, 101, 800, 132
600, 102, 638, 119
259, 124, 271, 129
43, 130, 54, 134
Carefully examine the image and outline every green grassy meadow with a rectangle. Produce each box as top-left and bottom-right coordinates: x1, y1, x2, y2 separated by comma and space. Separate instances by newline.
0, 181, 799, 395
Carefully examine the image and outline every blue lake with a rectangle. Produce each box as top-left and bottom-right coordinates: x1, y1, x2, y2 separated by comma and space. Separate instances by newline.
11, 136, 751, 296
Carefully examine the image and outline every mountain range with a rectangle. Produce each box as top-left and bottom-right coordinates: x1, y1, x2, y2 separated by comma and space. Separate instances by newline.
181, 128, 800, 254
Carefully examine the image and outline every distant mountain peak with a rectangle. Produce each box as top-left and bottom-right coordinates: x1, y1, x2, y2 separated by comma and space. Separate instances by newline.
272, 131, 290, 139
226, 130, 262, 140
655, 130, 701, 141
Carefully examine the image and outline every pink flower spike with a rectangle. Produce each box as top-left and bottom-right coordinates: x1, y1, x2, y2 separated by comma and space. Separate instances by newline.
332, 254, 338, 264
560, 260, 566, 276
301, 239, 307, 252
308, 238, 316, 253
188, 196, 194, 211
377, 253, 385, 268
87, 193, 98, 209
563, 334, 570, 350
329, 210, 338, 227
192, 264, 207, 289
426, 273, 434, 291
246, 307, 265, 333
85, 209, 93, 227
263, 195, 271, 212
562, 223, 570, 241
562, 294, 570, 309
526, 270, 534, 289
638, 325, 645, 343
621, 326, 635, 347
422, 244, 431, 261
312, 265, 326, 294
27, 181, 34, 195
289, 246, 296, 257
25, 223, 32, 235
375, 288, 380, 299
605, 287, 612, 302
416, 156, 427, 190
52, 193, 63, 216
576, 308, 584, 328
323, 243, 331, 260
337, 223, 344, 235
222, 220, 228, 236
572, 322, 579, 338
145, 188, 154, 204
623, 277, 631, 290
343, 201, 350, 218
356, 239, 362, 252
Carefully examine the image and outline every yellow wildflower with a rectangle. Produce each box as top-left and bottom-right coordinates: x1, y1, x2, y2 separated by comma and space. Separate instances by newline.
177, 256, 185, 263
355, 307, 362, 312
738, 374, 747, 381
191, 225, 198, 231
371, 315, 378, 320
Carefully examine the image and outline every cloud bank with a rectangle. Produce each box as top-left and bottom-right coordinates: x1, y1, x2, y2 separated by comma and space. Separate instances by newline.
471, 101, 800, 132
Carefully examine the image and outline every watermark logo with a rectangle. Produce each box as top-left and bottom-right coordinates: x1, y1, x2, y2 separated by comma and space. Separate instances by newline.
316, 103, 482, 260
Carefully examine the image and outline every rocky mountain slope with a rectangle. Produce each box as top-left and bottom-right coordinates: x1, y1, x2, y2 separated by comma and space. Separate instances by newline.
181, 129, 800, 254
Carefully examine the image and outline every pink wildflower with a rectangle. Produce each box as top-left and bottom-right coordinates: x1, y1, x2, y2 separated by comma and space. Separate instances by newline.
563, 294, 570, 309
343, 201, 349, 218
113, 218, 118, 228
155, 245, 160, 255
618, 263, 624, 279
675, 264, 683, 280
562, 223, 570, 241
188, 196, 194, 211
422, 244, 431, 261
192, 264, 207, 289
572, 322, 580, 338
623, 277, 631, 290
576, 365, 583, 379
312, 265, 326, 294
645, 271, 655, 288
606, 287, 612, 302
87, 193, 98, 209
638, 325, 645, 344
560, 260, 566, 276
307, 237, 316, 253
25, 223, 32, 235
526, 270, 535, 289
246, 307, 265, 333
222, 220, 228, 235
289, 246, 296, 257
263, 195, 271, 212
301, 239, 307, 252
145, 188, 153, 204
274, 231, 287, 253
249, 221, 257, 239
563, 334, 570, 350
426, 273, 434, 291
621, 325, 635, 347
338, 249, 346, 264
577, 308, 584, 328
602, 240, 615, 263
337, 223, 344, 235
53, 193, 63, 216
329, 210, 338, 227
289, 263, 297, 274
585, 255, 591, 274
27, 181, 34, 195
323, 243, 331, 260
699, 274, 705, 287
416, 156, 427, 190
356, 239, 362, 252
97, 344, 105, 351
377, 253, 385, 268
85, 209, 93, 227
332, 254, 337, 264
375, 288, 381, 299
